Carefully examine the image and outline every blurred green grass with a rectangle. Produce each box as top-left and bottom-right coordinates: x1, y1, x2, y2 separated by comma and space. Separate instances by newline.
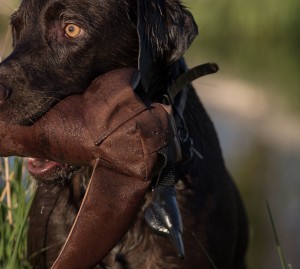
184, 0, 300, 110
0, 158, 34, 269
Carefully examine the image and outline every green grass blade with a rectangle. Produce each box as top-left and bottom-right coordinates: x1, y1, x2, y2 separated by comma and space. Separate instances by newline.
192, 232, 218, 269
266, 200, 288, 269
0, 157, 33, 269
6, 191, 34, 269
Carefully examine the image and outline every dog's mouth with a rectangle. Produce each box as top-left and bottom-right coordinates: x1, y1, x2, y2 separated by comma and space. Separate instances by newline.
27, 158, 79, 182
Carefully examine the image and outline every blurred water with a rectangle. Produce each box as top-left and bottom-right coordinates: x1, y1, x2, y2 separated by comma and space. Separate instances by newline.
194, 75, 300, 269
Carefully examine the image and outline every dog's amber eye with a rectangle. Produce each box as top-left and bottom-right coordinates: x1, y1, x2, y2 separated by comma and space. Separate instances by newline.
64, 24, 82, 38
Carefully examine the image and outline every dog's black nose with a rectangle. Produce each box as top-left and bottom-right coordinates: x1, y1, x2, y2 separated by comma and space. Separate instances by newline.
0, 83, 9, 104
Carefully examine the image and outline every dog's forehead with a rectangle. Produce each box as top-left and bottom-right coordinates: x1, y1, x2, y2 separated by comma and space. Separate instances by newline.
13, 0, 126, 28
10, 1, 93, 30
17, 0, 116, 13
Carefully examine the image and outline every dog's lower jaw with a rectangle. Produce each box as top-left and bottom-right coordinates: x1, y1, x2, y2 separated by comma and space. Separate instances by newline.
27, 158, 79, 184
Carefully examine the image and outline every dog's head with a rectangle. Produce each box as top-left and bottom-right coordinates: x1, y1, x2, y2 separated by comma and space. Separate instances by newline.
0, 0, 197, 125
0, 0, 197, 181
0, 0, 139, 124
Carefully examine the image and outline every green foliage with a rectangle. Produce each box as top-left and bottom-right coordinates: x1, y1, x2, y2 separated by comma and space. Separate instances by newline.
188, 0, 300, 46
185, 0, 300, 110
0, 158, 34, 269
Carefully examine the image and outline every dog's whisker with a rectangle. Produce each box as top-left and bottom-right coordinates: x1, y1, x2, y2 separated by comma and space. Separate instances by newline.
27, 116, 36, 125
40, 96, 75, 109
30, 96, 76, 120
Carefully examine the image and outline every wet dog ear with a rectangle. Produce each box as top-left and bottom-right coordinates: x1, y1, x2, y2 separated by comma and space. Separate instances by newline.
137, 0, 198, 91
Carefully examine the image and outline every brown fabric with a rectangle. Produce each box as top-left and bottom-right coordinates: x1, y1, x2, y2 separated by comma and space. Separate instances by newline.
0, 68, 173, 269
51, 159, 150, 269
0, 68, 171, 174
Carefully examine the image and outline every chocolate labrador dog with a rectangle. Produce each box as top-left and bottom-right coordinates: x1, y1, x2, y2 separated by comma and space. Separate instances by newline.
0, 0, 248, 268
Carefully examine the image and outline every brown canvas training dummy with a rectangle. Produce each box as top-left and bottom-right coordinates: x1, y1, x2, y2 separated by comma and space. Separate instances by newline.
0, 68, 183, 269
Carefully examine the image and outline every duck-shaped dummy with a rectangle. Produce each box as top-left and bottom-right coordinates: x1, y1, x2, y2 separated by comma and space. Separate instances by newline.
0, 68, 184, 269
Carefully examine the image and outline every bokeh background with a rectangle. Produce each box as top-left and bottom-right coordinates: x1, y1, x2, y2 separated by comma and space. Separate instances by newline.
0, 0, 299, 268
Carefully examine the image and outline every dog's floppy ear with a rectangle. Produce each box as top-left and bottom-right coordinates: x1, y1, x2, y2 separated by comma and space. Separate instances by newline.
137, 0, 198, 91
